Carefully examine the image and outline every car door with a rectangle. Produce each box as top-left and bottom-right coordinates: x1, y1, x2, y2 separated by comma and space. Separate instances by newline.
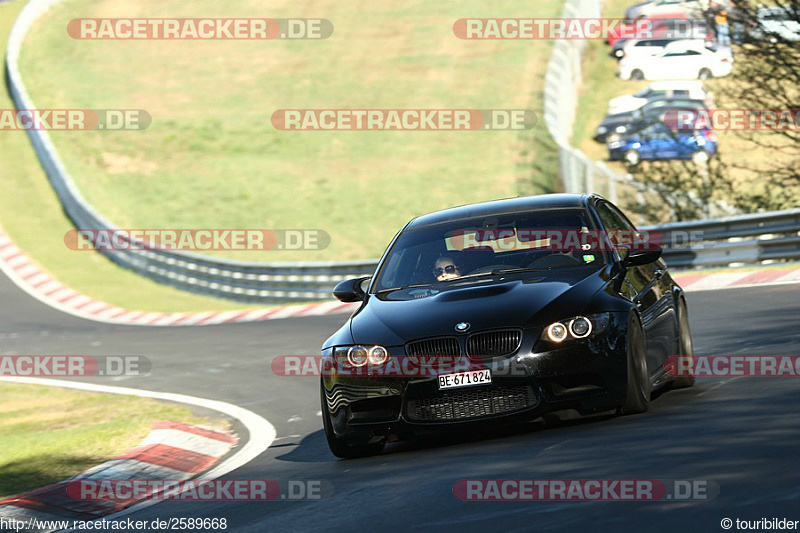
650, 124, 682, 159
594, 201, 677, 381
676, 129, 701, 158
633, 124, 660, 158
681, 49, 705, 75
654, 50, 690, 79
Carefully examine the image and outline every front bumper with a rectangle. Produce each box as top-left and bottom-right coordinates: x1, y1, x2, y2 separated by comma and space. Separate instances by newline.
322, 312, 631, 441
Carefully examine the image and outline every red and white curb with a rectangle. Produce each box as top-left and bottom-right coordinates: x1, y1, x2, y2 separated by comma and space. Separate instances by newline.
0, 376, 276, 533
0, 421, 236, 531
0, 228, 358, 327
673, 268, 800, 292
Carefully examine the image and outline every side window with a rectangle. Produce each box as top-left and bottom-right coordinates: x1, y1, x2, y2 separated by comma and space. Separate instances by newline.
595, 202, 637, 250
651, 125, 673, 139
639, 124, 660, 137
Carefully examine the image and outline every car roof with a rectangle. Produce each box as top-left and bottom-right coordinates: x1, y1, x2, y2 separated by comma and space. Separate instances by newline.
662, 38, 707, 50
407, 194, 596, 228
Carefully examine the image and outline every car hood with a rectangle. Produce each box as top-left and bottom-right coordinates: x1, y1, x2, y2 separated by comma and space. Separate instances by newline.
349, 269, 608, 346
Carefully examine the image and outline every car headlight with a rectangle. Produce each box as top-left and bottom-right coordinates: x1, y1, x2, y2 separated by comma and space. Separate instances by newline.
368, 345, 389, 365
546, 322, 569, 342
615, 125, 627, 133
333, 345, 390, 367
541, 313, 610, 344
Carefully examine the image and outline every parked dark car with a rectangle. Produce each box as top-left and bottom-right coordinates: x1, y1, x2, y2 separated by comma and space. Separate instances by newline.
320, 194, 694, 458
594, 97, 707, 143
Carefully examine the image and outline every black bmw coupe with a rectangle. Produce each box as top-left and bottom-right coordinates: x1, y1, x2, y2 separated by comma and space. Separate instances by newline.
321, 194, 694, 458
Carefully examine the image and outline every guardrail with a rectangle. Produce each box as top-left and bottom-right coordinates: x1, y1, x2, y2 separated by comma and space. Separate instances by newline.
645, 208, 800, 269
6, 0, 797, 304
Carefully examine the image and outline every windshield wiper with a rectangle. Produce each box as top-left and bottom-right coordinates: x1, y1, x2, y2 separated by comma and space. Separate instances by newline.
439, 267, 542, 282
378, 268, 544, 292
375, 283, 433, 294
489, 267, 543, 275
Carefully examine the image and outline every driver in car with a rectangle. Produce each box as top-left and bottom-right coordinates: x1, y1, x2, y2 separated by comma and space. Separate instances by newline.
432, 256, 462, 281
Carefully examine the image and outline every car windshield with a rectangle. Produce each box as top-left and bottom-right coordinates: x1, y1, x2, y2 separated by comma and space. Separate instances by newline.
372, 208, 608, 292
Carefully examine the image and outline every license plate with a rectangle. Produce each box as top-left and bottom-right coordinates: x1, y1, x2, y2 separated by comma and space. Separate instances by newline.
438, 369, 492, 390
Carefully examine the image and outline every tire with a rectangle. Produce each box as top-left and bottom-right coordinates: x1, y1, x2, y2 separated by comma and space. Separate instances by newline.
692, 150, 709, 165
698, 68, 712, 80
672, 297, 696, 389
619, 314, 650, 415
320, 381, 385, 458
631, 69, 645, 80
625, 149, 641, 166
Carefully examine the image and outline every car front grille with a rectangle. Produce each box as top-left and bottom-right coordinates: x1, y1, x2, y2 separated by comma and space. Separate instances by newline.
405, 385, 537, 422
466, 329, 522, 359
406, 337, 460, 357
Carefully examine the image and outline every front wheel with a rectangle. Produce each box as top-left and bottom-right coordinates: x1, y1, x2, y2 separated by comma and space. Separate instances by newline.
698, 68, 712, 80
631, 69, 645, 80
321, 381, 385, 459
625, 149, 641, 166
619, 314, 650, 415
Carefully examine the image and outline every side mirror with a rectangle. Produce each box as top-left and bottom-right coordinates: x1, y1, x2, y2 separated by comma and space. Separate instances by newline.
333, 277, 370, 303
620, 246, 662, 267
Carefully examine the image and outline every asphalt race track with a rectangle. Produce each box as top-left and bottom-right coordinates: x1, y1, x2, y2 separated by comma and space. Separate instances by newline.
2, 270, 799, 533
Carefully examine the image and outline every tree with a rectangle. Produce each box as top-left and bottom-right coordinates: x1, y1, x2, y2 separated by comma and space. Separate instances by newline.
719, 0, 800, 207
